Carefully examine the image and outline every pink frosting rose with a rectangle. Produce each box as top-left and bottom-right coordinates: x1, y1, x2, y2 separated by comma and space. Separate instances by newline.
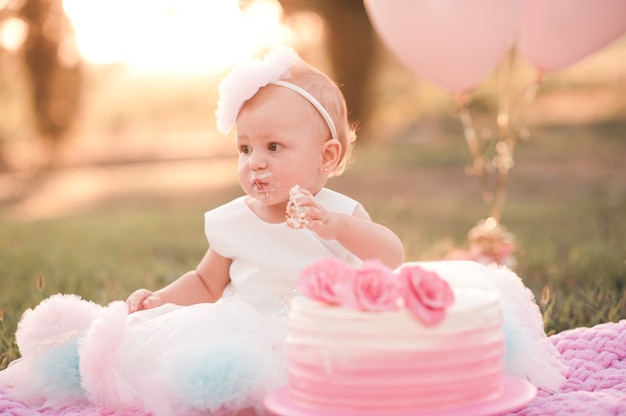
297, 258, 355, 304
350, 260, 401, 312
399, 265, 455, 326
297, 260, 453, 325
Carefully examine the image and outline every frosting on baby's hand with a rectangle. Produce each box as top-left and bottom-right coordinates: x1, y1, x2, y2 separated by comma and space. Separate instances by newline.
286, 185, 312, 230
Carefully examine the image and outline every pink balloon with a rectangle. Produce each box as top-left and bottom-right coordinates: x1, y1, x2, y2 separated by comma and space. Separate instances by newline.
519, 0, 626, 72
364, 0, 522, 94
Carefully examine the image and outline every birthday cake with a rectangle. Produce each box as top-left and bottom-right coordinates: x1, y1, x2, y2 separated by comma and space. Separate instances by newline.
283, 259, 506, 413
286, 185, 312, 230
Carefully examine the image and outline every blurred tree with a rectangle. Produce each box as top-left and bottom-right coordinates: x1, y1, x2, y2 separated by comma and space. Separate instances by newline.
0, 0, 28, 170
17, 0, 81, 166
277, 0, 379, 139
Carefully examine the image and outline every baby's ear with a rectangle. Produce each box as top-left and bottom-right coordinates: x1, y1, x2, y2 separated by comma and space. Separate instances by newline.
320, 139, 341, 173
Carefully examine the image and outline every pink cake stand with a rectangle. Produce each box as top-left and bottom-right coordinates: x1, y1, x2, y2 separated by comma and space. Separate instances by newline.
264, 374, 537, 416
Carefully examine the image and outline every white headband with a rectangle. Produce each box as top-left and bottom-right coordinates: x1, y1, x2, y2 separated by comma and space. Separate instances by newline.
215, 46, 338, 141
271, 80, 338, 141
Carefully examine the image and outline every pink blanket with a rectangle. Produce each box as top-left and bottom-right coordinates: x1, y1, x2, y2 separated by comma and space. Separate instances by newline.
507, 319, 626, 416
1, 320, 625, 416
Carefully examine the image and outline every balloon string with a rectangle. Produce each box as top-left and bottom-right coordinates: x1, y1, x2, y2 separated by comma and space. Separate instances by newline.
457, 47, 524, 223
458, 103, 493, 207
510, 63, 541, 140
491, 47, 517, 223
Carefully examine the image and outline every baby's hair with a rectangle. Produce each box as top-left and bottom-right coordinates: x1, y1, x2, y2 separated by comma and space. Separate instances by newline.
283, 60, 356, 176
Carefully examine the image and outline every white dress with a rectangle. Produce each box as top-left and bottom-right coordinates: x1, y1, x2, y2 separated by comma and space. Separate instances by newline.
0, 188, 362, 416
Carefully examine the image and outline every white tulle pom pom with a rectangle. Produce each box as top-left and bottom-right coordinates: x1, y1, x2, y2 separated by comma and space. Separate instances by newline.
7, 294, 102, 406
215, 46, 298, 135
16, 294, 102, 356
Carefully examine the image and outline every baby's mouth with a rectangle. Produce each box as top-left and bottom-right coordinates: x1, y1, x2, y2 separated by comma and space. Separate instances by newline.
250, 173, 275, 198
252, 179, 269, 192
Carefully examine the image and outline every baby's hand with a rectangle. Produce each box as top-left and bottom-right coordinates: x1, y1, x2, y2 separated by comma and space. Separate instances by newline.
126, 289, 163, 313
286, 185, 338, 240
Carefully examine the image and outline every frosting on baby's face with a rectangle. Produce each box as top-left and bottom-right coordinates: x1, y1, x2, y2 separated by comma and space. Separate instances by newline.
248, 172, 278, 200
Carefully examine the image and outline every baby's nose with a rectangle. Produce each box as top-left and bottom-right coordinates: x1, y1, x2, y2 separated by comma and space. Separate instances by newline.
248, 151, 267, 169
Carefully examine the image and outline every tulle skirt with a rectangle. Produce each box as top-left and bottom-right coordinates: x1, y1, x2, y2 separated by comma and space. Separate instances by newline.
0, 293, 290, 416
0, 261, 567, 415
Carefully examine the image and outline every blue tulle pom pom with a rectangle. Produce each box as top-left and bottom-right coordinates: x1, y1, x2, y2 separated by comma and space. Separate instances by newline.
32, 335, 85, 399
163, 339, 263, 412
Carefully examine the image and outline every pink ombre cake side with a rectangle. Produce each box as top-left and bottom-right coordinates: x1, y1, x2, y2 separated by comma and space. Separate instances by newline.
286, 287, 505, 413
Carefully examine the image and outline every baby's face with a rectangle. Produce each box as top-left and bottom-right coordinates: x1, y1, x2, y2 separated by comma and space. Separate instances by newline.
235, 86, 329, 206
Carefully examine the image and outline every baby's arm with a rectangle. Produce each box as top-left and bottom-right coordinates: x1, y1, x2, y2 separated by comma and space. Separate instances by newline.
287, 188, 405, 268
126, 248, 231, 313
320, 204, 405, 269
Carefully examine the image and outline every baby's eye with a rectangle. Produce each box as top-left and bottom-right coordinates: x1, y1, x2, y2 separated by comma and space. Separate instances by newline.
268, 142, 282, 152
239, 145, 251, 155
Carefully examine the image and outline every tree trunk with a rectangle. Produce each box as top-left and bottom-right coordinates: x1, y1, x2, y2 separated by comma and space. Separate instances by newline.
18, 0, 81, 164
278, 0, 379, 139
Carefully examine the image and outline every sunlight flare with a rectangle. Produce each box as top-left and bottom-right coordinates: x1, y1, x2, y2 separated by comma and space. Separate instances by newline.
62, 0, 291, 75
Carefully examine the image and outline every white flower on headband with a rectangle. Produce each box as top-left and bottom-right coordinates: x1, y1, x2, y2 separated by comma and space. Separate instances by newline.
215, 46, 299, 135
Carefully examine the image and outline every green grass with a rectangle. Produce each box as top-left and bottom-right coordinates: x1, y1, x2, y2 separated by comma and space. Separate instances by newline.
0, 208, 212, 368
1, 121, 625, 369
